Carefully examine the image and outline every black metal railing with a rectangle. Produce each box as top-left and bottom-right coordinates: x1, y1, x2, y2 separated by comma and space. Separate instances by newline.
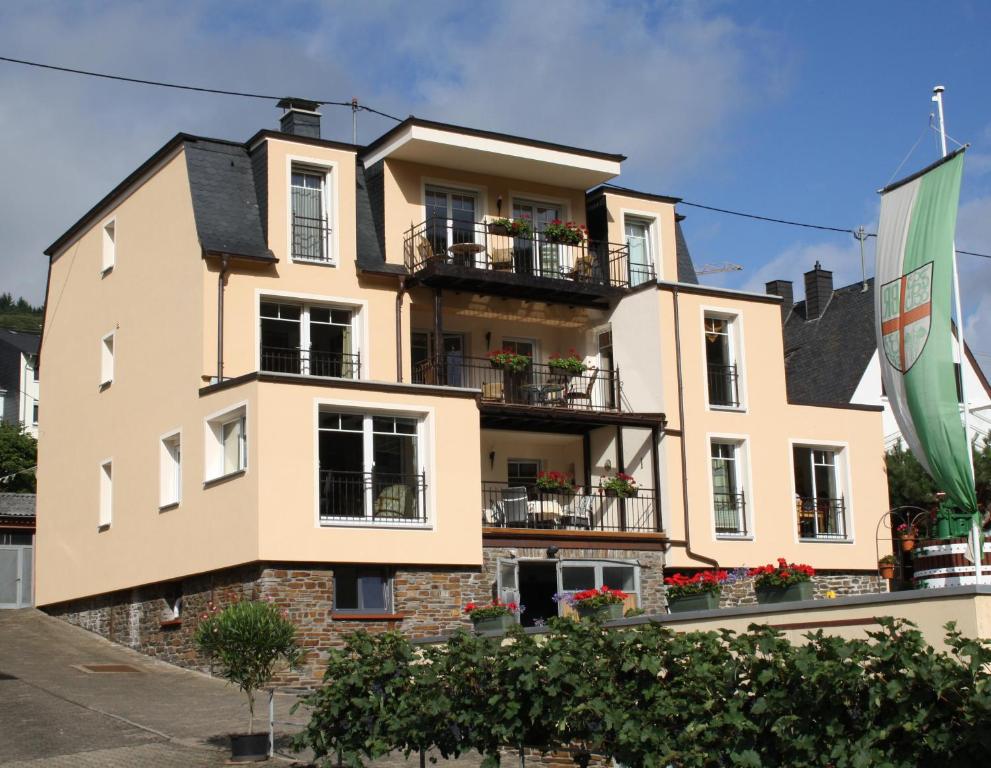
403, 217, 648, 289
482, 482, 660, 533
260, 346, 360, 379
707, 363, 739, 407
713, 492, 747, 536
292, 213, 332, 262
319, 470, 427, 524
797, 497, 847, 540
413, 355, 621, 412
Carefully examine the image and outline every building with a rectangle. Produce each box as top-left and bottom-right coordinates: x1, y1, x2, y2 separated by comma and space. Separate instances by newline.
771, 263, 991, 450
36, 102, 888, 679
0, 493, 35, 608
0, 329, 40, 437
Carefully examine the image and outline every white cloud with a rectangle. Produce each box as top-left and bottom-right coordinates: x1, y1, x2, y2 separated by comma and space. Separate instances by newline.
739, 238, 869, 299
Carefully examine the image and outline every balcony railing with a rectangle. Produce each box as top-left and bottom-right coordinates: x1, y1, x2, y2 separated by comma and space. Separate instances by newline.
707, 363, 739, 407
482, 482, 660, 533
413, 355, 621, 412
292, 213, 332, 263
797, 496, 847, 540
404, 217, 650, 289
319, 470, 427, 524
713, 492, 747, 536
260, 346, 360, 379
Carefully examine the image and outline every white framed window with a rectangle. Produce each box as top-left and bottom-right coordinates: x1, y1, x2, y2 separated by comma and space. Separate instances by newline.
333, 567, 393, 613
703, 311, 744, 409
710, 438, 749, 537
101, 219, 116, 273
623, 214, 656, 286
318, 409, 427, 525
160, 431, 182, 508
260, 299, 358, 378
98, 460, 113, 528
793, 443, 849, 541
290, 164, 334, 264
559, 560, 640, 608
100, 331, 115, 386
205, 405, 247, 482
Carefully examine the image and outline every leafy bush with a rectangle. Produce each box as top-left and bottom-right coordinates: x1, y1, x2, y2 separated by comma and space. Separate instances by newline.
194, 600, 301, 734
293, 618, 991, 767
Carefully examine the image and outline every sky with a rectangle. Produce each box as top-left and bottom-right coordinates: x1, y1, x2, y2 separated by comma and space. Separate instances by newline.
0, 0, 988, 366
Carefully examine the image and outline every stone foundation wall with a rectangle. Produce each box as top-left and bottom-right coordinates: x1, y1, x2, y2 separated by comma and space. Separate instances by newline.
715, 571, 887, 609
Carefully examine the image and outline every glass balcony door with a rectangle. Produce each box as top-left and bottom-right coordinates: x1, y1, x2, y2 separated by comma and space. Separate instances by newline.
261, 301, 355, 378
512, 200, 562, 277
425, 187, 477, 263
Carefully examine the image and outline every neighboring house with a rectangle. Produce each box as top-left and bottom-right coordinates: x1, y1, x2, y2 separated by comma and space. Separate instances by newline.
0, 493, 35, 608
36, 101, 888, 680
0, 329, 40, 437
771, 263, 991, 450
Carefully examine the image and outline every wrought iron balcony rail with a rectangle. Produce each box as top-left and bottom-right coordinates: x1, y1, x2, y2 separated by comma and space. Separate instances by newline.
413, 355, 621, 412
319, 470, 427, 524
482, 482, 660, 533
707, 363, 740, 407
403, 217, 651, 289
796, 496, 847, 540
292, 213, 333, 262
713, 491, 747, 536
260, 346, 360, 379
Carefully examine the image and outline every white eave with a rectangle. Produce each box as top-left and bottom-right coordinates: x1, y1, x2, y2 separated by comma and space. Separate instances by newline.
362, 123, 623, 188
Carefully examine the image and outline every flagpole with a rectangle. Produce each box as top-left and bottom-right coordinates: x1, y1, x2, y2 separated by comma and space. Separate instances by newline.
933, 84, 983, 581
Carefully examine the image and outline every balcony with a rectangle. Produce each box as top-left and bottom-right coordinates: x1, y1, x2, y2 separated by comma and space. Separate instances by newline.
403, 217, 648, 306
413, 355, 620, 413
482, 483, 660, 533
292, 213, 333, 263
714, 492, 747, 536
260, 346, 360, 379
319, 470, 427, 525
707, 364, 739, 407
797, 497, 847, 540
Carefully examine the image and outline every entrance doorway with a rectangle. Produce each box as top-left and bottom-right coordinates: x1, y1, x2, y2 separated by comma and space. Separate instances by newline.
0, 536, 33, 608
517, 561, 558, 627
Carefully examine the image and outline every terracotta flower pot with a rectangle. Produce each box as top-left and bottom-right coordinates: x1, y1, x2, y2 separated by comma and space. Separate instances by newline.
901, 536, 916, 553
878, 563, 896, 580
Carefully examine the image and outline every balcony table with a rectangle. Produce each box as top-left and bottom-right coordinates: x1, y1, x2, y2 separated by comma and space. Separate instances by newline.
521, 383, 566, 406
447, 242, 486, 267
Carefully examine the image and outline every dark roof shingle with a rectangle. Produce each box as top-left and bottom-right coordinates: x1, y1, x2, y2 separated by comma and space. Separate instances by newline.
0, 329, 40, 356
0, 493, 35, 519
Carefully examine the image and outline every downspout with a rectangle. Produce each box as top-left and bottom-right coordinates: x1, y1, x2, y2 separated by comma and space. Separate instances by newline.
395, 277, 407, 382
217, 256, 229, 382
672, 285, 719, 568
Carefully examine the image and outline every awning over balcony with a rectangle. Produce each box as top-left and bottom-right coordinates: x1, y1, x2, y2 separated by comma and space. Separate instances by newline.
362, 118, 624, 189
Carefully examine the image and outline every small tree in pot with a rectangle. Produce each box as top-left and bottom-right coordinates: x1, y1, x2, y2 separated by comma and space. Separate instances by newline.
195, 600, 302, 762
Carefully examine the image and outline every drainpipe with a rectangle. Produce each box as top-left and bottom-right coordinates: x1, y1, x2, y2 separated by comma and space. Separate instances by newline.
672, 285, 719, 568
217, 256, 229, 382
395, 277, 407, 382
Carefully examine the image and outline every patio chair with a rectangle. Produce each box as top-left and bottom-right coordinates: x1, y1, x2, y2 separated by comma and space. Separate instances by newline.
501, 487, 529, 527
570, 255, 595, 282
565, 367, 598, 409
491, 247, 514, 271
374, 484, 411, 518
561, 493, 593, 530
416, 236, 438, 264
485, 500, 506, 527
481, 382, 504, 401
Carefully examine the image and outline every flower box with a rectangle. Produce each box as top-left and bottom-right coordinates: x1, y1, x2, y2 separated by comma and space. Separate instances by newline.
667, 592, 719, 613
575, 602, 625, 621
472, 614, 516, 635
755, 581, 814, 604
604, 487, 638, 498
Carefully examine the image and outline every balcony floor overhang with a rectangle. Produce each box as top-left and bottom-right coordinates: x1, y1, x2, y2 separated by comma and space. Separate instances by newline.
480, 402, 665, 434
411, 260, 621, 307
482, 527, 668, 550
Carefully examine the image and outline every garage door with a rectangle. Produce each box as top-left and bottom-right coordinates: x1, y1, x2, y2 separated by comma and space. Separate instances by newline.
0, 541, 32, 609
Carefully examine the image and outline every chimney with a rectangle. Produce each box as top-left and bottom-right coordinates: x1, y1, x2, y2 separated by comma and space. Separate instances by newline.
803, 261, 833, 320
276, 97, 321, 138
765, 279, 793, 321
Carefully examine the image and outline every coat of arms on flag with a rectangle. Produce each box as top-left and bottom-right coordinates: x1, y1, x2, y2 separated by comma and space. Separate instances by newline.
879, 261, 933, 373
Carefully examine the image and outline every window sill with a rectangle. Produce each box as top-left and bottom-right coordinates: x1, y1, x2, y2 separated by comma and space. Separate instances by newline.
159, 618, 182, 629
319, 519, 431, 530
716, 534, 753, 541
203, 469, 246, 488
97, 523, 111, 532
291, 256, 337, 268
799, 537, 853, 544
708, 404, 745, 413
100, 265, 114, 278
159, 501, 180, 513
99, 380, 113, 391
331, 612, 408, 621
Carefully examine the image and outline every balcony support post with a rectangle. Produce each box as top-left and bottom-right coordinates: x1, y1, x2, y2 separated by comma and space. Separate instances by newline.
433, 287, 444, 385
615, 425, 626, 531
650, 425, 662, 532
582, 431, 592, 492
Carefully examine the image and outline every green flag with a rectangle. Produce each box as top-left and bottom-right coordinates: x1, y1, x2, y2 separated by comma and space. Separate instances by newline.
875, 148, 977, 517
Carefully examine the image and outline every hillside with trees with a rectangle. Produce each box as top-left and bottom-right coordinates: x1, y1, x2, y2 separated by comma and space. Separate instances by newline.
0, 294, 43, 333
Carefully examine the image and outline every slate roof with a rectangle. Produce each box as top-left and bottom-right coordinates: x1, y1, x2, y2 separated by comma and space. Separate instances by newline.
674, 219, 699, 285
184, 139, 274, 262
0, 493, 35, 519
0, 329, 40, 356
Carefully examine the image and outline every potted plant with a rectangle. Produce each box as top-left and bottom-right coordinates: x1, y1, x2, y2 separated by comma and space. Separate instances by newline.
488, 217, 533, 238
465, 600, 519, 635
543, 219, 587, 245
195, 600, 302, 762
486, 348, 531, 373
750, 558, 815, 604
567, 586, 628, 621
547, 350, 587, 377
600, 472, 638, 498
895, 522, 917, 552
535, 470, 576, 496
878, 554, 897, 580
664, 570, 729, 613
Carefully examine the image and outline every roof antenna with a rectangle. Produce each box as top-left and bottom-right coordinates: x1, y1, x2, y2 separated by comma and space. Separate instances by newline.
351, 97, 359, 144
853, 226, 869, 292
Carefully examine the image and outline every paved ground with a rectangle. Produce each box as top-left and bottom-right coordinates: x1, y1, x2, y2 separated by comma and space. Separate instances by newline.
0, 609, 482, 767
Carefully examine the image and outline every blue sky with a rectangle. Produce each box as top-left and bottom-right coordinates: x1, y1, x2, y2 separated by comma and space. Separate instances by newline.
0, 1, 988, 363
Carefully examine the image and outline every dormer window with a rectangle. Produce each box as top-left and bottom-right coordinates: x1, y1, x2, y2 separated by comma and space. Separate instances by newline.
291, 166, 333, 263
